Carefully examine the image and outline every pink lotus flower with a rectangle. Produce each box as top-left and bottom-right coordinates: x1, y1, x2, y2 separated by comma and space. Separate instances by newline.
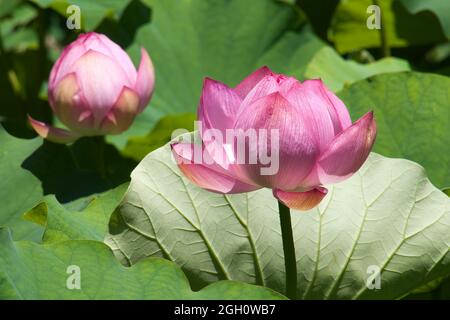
29, 32, 154, 143
171, 67, 377, 211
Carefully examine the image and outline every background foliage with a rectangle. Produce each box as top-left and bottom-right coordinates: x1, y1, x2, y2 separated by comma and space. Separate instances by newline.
0, 0, 449, 300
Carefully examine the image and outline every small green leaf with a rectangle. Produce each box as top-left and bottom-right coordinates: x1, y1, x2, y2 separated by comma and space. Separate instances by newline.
2, 28, 39, 52
0, 0, 21, 18
24, 184, 128, 244
0, 3, 39, 52
305, 46, 410, 92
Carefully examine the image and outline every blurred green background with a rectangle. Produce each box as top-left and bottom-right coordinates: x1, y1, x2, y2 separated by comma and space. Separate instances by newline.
2, 0, 450, 152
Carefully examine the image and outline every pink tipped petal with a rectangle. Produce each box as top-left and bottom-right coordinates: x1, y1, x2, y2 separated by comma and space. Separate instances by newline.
94, 33, 137, 83
100, 86, 140, 134
134, 47, 155, 112
202, 137, 261, 187
321, 86, 352, 131
237, 76, 279, 113
273, 187, 328, 211
28, 116, 80, 144
237, 74, 300, 118
49, 38, 89, 90
303, 80, 341, 134
234, 66, 273, 99
233, 92, 318, 190
171, 143, 260, 194
278, 76, 300, 96
286, 80, 337, 153
51, 73, 95, 134
303, 80, 351, 134
316, 111, 377, 184
75, 33, 137, 84
71, 50, 132, 124
198, 78, 242, 134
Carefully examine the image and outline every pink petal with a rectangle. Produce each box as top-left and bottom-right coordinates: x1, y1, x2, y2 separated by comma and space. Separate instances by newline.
234, 66, 273, 99
28, 115, 80, 144
49, 39, 87, 94
100, 86, 140, 135
304, 80, 351, 132
273, 187, 328, 211
50, 72, 95, 135
202, 135, 260, 188
233, 92, 319, 190
171, 143, 260, 194
315, 111, 377, 185
277, 76, 300, 96
320, 83, 352, 131
202, 138, 265, 188
236, 73, 300, 118
134, 47, 155, 112
236, 75, 280, 116
198, 78, 242, 134
286, 80, 337, 153
297, 163, 321, 189
94, 33, 137, 84
70, 49, 133, 125
173, 141, 228, 174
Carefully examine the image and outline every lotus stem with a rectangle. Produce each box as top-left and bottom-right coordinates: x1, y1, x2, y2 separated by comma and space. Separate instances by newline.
278, 200, 297, 299
94, 136, 106, 179
373, 0, 390, 57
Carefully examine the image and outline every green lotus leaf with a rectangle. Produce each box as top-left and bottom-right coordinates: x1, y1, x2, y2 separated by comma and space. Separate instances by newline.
106, 135, 450, 299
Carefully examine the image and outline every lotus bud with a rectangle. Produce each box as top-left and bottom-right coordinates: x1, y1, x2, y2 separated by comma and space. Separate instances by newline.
29, 32, 154, 143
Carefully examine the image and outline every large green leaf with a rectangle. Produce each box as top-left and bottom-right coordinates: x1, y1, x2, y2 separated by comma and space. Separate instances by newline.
108, 0, 325, 147
399, 0, 450, 39
24, 183, 128, 244
304, 46, 410, 92
0, 228, 285, 300
30, 0, 132, 31
338, 72, 450, 189
106, 136, 450, 299
329, 0, 446, 53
